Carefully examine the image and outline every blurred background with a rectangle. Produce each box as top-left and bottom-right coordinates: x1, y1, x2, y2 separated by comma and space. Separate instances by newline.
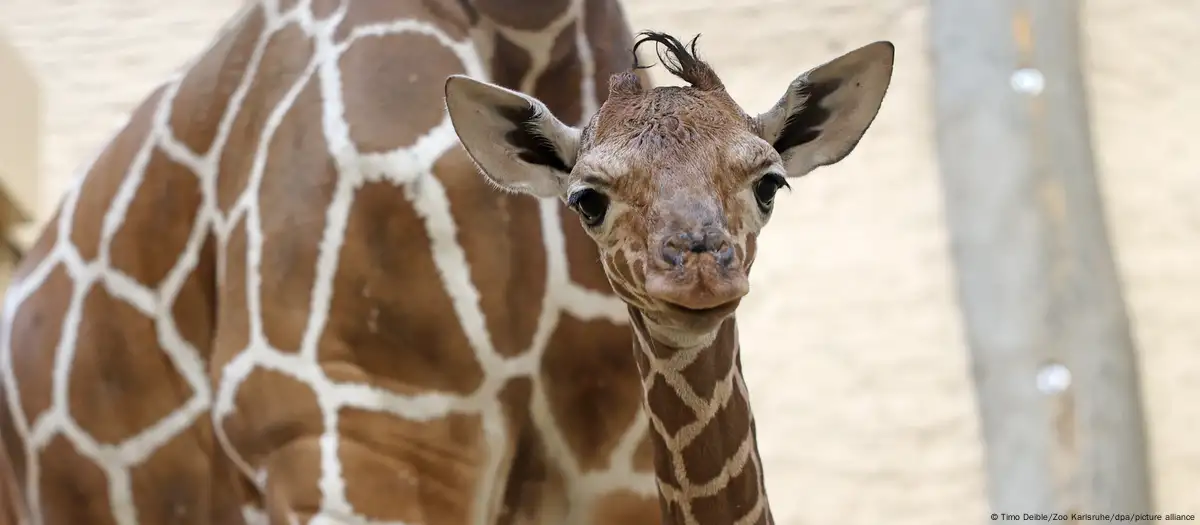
0, 1, 1196, 523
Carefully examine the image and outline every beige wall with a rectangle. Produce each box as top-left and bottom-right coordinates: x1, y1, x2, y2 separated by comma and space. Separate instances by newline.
0, 0, 246, 225
1082, 1, 1200, 510
0, 1, 1196, 522
0, 34, 39, 217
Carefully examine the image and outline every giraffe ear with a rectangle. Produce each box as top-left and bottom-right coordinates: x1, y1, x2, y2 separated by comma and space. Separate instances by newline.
753, 41, 894, 177
445, 75, 580, 198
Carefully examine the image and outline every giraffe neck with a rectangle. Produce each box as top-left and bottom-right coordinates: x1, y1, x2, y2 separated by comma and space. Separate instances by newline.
465, 0, 632, 124
629, 309, 774, 525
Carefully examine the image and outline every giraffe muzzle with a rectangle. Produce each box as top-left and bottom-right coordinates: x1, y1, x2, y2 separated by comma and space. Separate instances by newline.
643, 255, 749, 315
645, 224, 748, 317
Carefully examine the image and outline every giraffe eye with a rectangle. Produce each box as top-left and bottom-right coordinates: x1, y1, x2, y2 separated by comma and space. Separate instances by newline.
567, 188, 610, 227
753, 173, 789, 212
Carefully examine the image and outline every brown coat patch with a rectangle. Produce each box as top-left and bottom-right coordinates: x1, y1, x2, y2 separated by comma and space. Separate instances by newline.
646, 378, 696, 438
219, 367, 323, 476
37, 435, 117, 524
589, 489, 662, 524
540, 315, 639, 471
257, 78, 334, 353
340, 32, 467, 153
169, 5, 265, 155
561, 205, 613, 294
127, 421, 225, 525
219, 370, 324, 522
337, 408, 485, 523
317, 181, 485, 395
8, 265, 71, 423
108, 149, 203, 288
489, 32, 530, 92
261, 437, 323, 521
67, 284, 194, 444
215, 22, 314, 213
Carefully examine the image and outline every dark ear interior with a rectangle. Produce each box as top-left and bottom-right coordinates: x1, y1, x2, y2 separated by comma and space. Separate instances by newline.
497, 104, 573, 173
770, 78, 843, 156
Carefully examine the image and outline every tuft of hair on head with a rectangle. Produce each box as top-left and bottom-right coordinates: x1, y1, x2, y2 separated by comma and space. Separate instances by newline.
631, 31, 724, 91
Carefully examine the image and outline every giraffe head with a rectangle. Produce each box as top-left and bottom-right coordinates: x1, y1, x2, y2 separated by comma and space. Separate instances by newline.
446, 32, 893, 340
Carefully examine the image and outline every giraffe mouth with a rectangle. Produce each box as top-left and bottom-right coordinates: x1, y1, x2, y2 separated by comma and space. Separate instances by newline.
662, 298, 741, 318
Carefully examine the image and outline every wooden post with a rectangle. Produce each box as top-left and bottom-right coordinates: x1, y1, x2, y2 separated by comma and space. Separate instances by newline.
929, 0, 1153, 518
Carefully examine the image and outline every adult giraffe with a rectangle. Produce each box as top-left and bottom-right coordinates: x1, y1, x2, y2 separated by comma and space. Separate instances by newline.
0, 0, 664, 523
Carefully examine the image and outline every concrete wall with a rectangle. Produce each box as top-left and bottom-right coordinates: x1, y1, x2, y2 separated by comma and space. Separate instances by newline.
0, 1, 1196, 522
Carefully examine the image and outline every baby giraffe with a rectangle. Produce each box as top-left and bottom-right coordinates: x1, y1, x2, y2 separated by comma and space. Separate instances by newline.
446, 32, 893, 525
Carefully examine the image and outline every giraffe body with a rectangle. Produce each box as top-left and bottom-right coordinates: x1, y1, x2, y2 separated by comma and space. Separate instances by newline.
0, 1, 663, 523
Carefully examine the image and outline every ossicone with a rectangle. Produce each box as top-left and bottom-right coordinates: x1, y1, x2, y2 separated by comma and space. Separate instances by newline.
609, 70, 644, 97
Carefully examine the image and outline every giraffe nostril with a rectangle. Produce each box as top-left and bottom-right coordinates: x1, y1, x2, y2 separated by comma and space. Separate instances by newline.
660, 231, 736, 268
661, 243, 685, 266
715, 244, 734, 266
661, 232, 694, 266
